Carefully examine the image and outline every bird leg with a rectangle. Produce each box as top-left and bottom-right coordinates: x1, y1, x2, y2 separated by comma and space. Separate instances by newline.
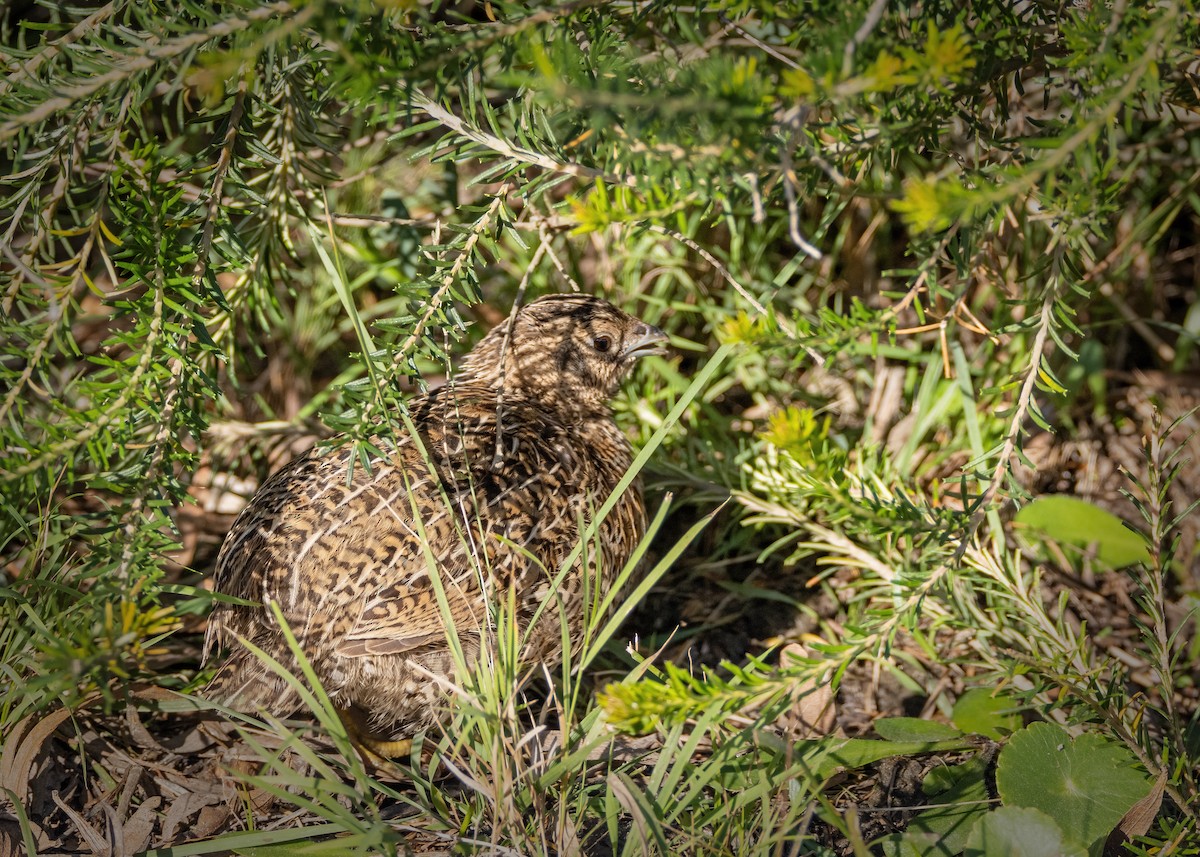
336, 706, 413, 763
359, 735, 414, 759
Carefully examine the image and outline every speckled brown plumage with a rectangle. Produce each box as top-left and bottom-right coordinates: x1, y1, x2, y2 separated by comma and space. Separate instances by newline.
202, 295, 667, 743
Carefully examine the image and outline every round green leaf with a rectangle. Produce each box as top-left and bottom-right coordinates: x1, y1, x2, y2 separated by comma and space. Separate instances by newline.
908, 757, 992, 853
874, 832, 945, 857
995, 723, 1153, 853
965, 806, 1087, 857
1014, 496, 1150, 567
953, 688, 1022, 739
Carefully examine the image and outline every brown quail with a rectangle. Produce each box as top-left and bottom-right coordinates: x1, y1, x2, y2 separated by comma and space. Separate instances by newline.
202, 294, 667, 753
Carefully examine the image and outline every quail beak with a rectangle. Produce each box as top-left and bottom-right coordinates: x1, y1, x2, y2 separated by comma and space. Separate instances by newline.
622, 323, 669, 360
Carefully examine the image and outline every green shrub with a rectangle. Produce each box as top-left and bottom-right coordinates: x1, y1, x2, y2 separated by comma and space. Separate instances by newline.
3, 1, 1198, 852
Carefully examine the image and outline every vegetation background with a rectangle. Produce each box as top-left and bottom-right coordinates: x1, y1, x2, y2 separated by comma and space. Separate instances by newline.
2, 0, 1199, 854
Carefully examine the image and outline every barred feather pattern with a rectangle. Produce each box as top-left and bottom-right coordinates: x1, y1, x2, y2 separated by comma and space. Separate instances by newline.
203, 296, 665, 738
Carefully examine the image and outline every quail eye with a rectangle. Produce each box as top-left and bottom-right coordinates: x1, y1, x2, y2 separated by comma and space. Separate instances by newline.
592, 335, 611, 353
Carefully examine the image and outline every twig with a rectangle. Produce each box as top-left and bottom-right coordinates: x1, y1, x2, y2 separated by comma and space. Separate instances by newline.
116, 254, 176, 579
718, 14, 801, 69
646, 223, 825, 365
0, 244, 61, 421
9, 242, 166, 480
1, 92, 133, 420
745, 173, 766, 224
0, 2, 302, 143
892, 281, 993, 378
410, 90, 637, 189
842, 0, 891, 76
392, 188, 510, 368
2, 100, 99, 312
777, 132, 826, 261
0, 3, 116, 95
646, 224, 768, 316
980, 289, 1056, 509
540, 238, 586, 294
192, 74, 248, 294
325, 212, 447, 230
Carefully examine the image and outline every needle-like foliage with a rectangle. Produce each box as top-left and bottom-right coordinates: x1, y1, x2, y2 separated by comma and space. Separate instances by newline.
4, 1, 1200, 852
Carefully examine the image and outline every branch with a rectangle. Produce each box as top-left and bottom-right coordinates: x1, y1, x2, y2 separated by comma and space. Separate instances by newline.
0, 3, 116, 96
9, 257, 166, 481
842, 0, 891, 76
410, 90, 638, 189
646, 223, 825, 366
391, 189, 509, 369
0, 2, 298, 143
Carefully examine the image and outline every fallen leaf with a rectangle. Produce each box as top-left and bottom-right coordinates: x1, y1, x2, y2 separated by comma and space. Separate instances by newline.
778, 643, 838, 739
0, 707, 73, 805
125, 704, 162, 752
160, 791, 222, 844
53, 792, 110, 857
1106, 770, 1167, 855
